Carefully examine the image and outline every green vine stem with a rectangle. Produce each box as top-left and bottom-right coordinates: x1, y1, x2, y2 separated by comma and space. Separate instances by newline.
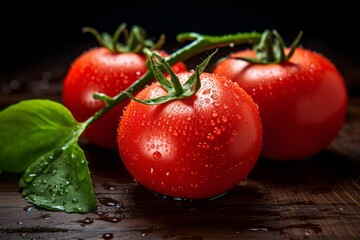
85, 31, 261, 127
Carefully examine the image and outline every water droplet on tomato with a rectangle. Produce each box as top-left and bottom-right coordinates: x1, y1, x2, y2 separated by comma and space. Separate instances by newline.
212, 102, 220, 107
207, 133, 215, 140
211, 94, 218, 100
221, 116, 228, 122
153, 151, 162, 159
211, 111, 218, 117
214, 127, 222, 135
136, 71, 142, 76
202, 89, 211, 94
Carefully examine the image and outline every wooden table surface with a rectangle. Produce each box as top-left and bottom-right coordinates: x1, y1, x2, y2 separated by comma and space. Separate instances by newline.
0, 46, 359, 240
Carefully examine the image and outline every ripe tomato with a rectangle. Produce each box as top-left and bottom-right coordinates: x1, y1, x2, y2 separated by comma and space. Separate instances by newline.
63, 26, 186, 149
117, 72, 263, 199
213, 47, 348, 160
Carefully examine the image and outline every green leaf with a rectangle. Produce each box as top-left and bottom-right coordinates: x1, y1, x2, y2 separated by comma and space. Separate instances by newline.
19, 141, 97, 213
0, 99, 82, 173
0, 99, 96, 213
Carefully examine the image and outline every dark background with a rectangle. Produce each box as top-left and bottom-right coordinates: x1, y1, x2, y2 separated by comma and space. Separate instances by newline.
1, 1, 359, 94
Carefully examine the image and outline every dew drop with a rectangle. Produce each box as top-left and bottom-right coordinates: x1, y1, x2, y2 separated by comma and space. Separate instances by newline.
102, 233, 114, 239
77, 217, 94, 226
214, 127, 222, 135
221, 115, 228, 123
153, 151, 162, 159
24, 206, 34, 212
211, 94, 219, 100
202, 88, 211, 94
249, 228, 268, 232
207, 133, 215, 140
212, 102, 220, 107
211, 111, 218, 117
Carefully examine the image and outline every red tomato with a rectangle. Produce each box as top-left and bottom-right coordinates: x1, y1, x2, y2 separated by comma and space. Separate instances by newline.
117, 72, 263, 199
213, 48, 348, 160
63, 48, 186, 149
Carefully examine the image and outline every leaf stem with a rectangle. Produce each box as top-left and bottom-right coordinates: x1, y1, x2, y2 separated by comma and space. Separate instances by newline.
83, 31, 261, 127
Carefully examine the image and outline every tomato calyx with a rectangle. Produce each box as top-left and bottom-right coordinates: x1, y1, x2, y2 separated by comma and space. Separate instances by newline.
82, 23, 165, 53
123, 49, 217, 105
234, 30, 303, 64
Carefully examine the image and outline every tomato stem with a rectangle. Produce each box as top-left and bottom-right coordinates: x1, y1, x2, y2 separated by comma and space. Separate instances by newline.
84, 31, 261, 127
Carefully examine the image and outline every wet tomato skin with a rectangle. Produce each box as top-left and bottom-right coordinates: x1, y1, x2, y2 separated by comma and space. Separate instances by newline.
213, 48, 348, 160
63, 47, 186, 149
117, 72, 263, 199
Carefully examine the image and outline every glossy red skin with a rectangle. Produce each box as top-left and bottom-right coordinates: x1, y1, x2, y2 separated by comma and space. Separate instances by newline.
213, 48, 348, 160
117, 72, 263, 199
63, 47, 186, 149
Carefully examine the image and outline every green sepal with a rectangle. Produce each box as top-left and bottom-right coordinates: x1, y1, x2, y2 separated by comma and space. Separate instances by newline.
82, 23, 165, 53
234, 30, 303, 64
124, 50, 217, 105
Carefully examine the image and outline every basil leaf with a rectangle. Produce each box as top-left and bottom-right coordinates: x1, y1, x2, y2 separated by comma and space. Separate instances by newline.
19, 141, 97, 213
0, 99, 96, 213
0, 99, 80, 172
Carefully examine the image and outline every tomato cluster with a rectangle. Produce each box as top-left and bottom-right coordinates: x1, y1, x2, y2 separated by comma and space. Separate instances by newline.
62, 27, 347, 199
